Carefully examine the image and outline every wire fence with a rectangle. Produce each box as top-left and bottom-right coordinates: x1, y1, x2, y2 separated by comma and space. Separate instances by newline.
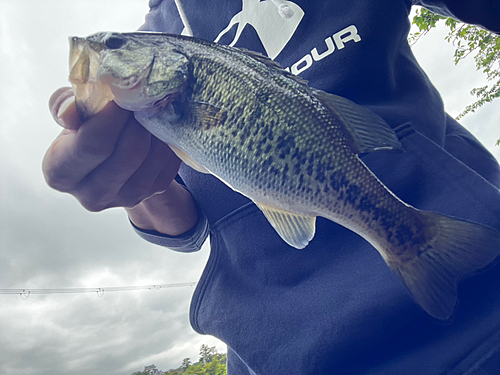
0, 282, 197, 299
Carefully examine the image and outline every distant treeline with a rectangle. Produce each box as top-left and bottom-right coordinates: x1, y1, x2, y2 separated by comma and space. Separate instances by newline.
132, 344, 227, 375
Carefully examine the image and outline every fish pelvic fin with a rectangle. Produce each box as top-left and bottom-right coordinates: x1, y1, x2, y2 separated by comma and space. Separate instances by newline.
387, 211, 500, 320
255, 202, 316, 249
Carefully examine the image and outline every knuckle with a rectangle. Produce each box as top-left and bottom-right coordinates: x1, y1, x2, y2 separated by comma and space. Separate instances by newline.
43, 171, 74, 193
75, 189, 114, 212
74, 141, 115, 163
79, 197, 109, 213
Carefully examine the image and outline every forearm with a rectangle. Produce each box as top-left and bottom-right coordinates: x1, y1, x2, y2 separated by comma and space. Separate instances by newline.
126, 180, 199, 236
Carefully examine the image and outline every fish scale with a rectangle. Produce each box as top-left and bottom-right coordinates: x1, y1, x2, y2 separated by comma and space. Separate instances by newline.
181, 53, 422, 251
69, 31, 500, 320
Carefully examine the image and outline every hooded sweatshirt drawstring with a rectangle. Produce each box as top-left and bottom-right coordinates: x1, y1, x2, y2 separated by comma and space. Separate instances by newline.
173, 0, 193, 36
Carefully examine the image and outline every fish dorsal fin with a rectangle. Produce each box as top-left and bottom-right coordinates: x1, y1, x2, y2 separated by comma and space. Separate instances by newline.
314, 90, 402, 154
169, 144, 210, 174
255, 201, 316, 249
188, 101, 228, 130
238, 48, 309, 85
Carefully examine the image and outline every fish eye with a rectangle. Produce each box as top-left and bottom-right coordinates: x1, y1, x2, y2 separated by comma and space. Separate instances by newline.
105, 35, 125, 49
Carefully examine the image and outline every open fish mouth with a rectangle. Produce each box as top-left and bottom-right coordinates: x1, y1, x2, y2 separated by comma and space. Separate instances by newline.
69, 34, 185, 120
69, 36, 115, 121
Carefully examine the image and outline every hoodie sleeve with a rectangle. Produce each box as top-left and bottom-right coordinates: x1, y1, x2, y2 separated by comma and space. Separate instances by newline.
413, 0, 500, 33
130, 207, 209, 253
139, 0, 189, 34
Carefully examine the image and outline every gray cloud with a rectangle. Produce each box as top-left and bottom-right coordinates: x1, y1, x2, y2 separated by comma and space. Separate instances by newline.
0, 2, 222, 374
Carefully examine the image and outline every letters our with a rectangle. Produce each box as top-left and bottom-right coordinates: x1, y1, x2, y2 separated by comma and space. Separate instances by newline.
286, 25, 361, 75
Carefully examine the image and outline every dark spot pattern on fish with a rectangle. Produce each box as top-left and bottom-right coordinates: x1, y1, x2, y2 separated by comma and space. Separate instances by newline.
239, 158, 249, 170
256, 91, 269, 103
377, 207, 397, 230
276, 134, 296, 159
357, 196, 371, 212
262, 156, 274, 169
232, 107, 245, 125
345, 184, 361, 206
329, 174, 350, 193
264, 143, 273, 154
241, 127, 252, 142
315, 163, 327, 184
395, 224, 414, 245
254, 141, 264, 158
307, 164, 314, 177
266, 125, 275, 141
283, 163, 289, 176
249, 105, 262, 124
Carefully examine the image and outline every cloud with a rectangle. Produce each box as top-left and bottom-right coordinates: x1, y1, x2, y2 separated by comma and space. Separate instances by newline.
0, 2, 223, 374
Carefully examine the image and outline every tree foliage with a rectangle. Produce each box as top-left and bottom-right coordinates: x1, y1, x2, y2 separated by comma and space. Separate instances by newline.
198, 345, 218, 365
410, 7, 499, 148
133, 345, 227, 375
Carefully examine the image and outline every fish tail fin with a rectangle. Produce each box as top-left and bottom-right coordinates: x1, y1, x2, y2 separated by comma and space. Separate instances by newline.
387, 211, 500, 320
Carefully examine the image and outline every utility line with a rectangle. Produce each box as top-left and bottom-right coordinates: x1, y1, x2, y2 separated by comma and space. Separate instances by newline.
0, 282, 197, 299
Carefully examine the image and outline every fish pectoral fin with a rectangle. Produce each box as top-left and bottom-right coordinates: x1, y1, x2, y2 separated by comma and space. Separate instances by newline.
169, 145, 210, 174
314, 90, 403, 153
255, 202, 316, 249
189, 102, 228, 130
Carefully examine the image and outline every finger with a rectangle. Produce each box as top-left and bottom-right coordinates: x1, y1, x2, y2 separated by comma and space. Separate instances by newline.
116, 136, 181, 207
150, 141, 183, 193
73, 100, 131, 164
45, 100, 132, 189
49, 87, 81, 130
74, 118, 153, 211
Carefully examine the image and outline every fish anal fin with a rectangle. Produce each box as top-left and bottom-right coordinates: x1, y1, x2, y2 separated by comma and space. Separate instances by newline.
255, 202, 316, 249
387, 210, 500, 320
169, 144, 210, 174
314, 90, 402, 154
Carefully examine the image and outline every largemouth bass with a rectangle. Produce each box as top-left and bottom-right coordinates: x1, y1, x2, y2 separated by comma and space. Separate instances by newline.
68, 32, 500, 320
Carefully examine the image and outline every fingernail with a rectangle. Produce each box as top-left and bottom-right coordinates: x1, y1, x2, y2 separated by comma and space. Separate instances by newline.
57, 96, 75, 119
49, 87, 78, 128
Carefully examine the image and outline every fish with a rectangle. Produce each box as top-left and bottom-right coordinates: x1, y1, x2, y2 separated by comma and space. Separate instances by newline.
68, 31, 500, 320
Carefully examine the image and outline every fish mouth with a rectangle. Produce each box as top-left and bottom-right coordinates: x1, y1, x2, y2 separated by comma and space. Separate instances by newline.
69, 36, 115, 121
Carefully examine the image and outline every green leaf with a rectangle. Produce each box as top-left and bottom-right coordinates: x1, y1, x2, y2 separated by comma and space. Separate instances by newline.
410, 7, 499, 144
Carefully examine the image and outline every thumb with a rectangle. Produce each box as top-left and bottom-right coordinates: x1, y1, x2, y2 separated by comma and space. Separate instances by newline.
49, 87, 81, 130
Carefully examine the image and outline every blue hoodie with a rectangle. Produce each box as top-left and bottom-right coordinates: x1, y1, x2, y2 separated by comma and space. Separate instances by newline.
134, 1, 500, 373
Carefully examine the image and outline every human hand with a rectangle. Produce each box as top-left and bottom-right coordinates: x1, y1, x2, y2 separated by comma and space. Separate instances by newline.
43, 87, 182, 212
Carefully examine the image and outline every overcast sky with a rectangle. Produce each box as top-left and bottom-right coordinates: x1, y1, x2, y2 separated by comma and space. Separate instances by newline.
0, 1, 499, 375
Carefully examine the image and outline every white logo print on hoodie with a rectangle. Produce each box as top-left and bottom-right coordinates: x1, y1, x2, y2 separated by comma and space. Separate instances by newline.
175, 0, 304, 60
214, 0, 304, 60
173, 0, 361, 75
